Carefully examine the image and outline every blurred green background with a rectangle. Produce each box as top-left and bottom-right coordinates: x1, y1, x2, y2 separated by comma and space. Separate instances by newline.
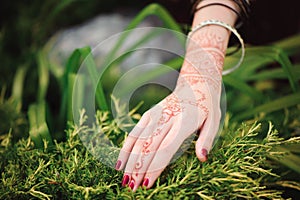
1, 0, 299, 98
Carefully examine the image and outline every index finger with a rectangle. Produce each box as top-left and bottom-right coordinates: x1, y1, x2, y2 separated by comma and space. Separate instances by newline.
115, 111, 151, 171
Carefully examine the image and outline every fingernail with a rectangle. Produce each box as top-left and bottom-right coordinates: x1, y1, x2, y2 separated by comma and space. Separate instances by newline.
142, 178, 149, 187
201, 148, 208, 161
115, 160, 121, 170
122, 175, 130, 187
129, 180, 135, 190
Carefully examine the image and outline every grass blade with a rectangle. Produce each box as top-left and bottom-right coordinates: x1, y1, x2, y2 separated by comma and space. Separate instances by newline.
28, 101, 53, 148
11, 66, 27, 111
67, 73, 85, 123
116, 57, 183, 97
78, 47, 108, 111
238, 46, 299, 92
272, 34, 300, 56
246, 65, 300, 81
60, 49, 82, 122
223, 75, 265, 102
60, 47, 108, 126
100, 3, 184, 79
37, 51, 50, 102
233, 92, 300, 121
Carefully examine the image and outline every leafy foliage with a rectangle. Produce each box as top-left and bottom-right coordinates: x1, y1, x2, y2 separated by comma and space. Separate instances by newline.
1, 108, 300, 199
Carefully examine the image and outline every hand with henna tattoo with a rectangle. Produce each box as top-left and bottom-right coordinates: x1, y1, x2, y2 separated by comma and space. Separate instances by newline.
115, 0, 240, 191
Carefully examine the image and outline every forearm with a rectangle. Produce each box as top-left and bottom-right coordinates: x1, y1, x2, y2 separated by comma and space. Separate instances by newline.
179, 0, 240, 90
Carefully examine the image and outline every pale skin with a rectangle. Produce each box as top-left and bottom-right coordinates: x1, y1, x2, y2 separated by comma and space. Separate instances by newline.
115, 0, 240, 191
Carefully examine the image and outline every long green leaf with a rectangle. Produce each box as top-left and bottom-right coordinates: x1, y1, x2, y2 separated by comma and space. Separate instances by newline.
223, 75, 265, 102
60, 49, 82, 122
11, 66, 27, 111
275, 47, 300, 92
67, 74, 85, 123
37, 51, 50, 102
238, 46, 299, 92
78, 47, 108, 111
224, 53, 273, 79
272, 34, 300, 56
100, 3, 184, 78
116, 57, 183, 97
60, 47, 108, 126
109, 29, 164, 67
234, 92, 300, 121
246, 65, 300, 81
28, 101, 53, 148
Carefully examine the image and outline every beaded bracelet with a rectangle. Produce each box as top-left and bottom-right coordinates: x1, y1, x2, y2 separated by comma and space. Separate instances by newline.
187, 19, 245, 75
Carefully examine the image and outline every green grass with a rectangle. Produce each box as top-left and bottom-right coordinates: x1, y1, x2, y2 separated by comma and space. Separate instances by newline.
1, 109, 300, 199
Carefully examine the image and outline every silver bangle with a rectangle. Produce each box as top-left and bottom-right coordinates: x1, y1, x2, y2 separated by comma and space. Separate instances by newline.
187, 19, 245, 75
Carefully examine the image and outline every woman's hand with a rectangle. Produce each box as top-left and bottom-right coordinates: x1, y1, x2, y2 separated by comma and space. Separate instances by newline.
115, 34, 225, 191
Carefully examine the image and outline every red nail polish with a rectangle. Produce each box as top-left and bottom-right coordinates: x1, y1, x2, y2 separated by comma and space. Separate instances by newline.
201, 148, 208, 161
122, 175, 130, 187
115, 160, 121, 170
142, 178, 149, 187
129, 180, 135, 190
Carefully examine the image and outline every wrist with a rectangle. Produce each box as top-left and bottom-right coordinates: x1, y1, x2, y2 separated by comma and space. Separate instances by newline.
176, 71, 222, 94
187, 27, 228, 54
187, 19, 245, 75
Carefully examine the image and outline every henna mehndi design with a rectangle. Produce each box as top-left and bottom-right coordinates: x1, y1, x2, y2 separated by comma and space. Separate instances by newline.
158, 94, 182, 125
133, 29, 225, 173
178, 30, 226, 91
189, 30, 226, 53
134, 92, 209, 171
